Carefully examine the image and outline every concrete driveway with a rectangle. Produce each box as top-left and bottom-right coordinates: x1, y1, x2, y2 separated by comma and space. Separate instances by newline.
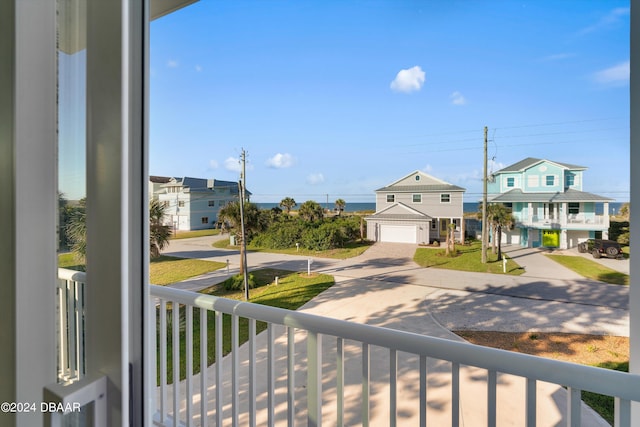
160, 239, 618, 426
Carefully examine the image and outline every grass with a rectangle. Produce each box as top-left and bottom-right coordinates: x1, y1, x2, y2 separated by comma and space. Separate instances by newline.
57, 252, 85, 271
150, 255, 226, 285
213, 238, 373, 259
170, 229, 220, 239
413, 241, 525, 275
546, 254, 629, 285
457, 331, 629, 425
158, 268, 334, 384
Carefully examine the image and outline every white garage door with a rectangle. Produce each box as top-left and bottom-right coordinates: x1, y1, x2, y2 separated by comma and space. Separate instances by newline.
380, 224, 416, 243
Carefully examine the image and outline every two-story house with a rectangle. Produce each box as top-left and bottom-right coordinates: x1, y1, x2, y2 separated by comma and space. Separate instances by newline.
487, 158, 612, 249
155, 176, 250, 231
366, 170, 465, 244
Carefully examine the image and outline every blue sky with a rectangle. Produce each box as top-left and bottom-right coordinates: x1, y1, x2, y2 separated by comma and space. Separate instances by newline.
148, 1, 629, 203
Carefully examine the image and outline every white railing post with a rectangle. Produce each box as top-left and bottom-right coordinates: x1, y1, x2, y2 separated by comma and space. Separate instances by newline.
307, 331, 322, 427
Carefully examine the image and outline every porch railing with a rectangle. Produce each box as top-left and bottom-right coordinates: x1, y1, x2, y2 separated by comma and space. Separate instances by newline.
56, 268, 86, 384
150, 284, 640, 427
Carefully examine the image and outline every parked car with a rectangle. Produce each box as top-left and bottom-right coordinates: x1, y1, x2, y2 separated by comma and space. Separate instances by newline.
577, 239, 623, 259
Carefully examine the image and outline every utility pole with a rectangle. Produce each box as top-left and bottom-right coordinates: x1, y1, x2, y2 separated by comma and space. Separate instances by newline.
482, 127, 488, 264
239, 148, 249, 300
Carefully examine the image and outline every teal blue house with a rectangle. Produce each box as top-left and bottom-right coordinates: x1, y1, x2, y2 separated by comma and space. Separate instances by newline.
487, 158, 612, 249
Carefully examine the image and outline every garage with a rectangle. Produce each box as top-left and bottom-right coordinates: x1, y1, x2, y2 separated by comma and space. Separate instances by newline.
379, 224, 417, 243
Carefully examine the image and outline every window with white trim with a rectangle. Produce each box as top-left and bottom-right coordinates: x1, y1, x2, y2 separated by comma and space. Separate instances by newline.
546, 175, 555, 186
412, 194, 421, 203
386, 194, 395, 203
440, 193, 450, 203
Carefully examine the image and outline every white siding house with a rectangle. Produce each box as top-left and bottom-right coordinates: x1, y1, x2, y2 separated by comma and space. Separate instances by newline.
366, 171, 465, 244
155, 177, 249, 231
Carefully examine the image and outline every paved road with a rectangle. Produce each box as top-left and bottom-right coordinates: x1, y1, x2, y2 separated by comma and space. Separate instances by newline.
162, 237, 629, 335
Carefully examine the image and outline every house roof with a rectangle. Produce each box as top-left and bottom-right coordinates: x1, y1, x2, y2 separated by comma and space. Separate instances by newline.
495, 157, 587, 174
365, 202, 432, 222
376, 170, 465, 193
159, 177, 251, 195
489, 188, 613, 203
149, 175, 173, 184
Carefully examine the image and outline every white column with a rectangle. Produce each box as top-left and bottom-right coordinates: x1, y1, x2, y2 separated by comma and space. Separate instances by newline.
84, 0, 146, 424
631, 2, 639, 421
0, 2, 57, 426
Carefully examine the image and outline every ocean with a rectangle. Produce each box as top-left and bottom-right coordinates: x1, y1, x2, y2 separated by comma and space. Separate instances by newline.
257, 201, 625, 215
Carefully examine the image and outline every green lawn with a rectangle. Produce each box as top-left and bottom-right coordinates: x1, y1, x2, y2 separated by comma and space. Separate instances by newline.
582, 361, 629, 425
150, 255, 226, 285
170, 229, 220, 239
213, 238, 373, 259
413, 242, 525, 275
159, 269, 334, 383
58, 252, 85, 271
545, 254, 629, 285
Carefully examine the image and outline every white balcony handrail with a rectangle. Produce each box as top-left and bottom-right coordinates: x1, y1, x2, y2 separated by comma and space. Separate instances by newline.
151, 284, 640, 427
56, 267, 86, 384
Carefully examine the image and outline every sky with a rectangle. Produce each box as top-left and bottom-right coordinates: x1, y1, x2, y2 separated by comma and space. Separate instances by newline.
148, 0, 630, 204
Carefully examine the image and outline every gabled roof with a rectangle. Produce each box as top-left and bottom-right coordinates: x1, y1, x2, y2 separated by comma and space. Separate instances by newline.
495, 158, 587, 174
365, 202, 432, 221
489, 188, 613, 203
376, 170, 465, 193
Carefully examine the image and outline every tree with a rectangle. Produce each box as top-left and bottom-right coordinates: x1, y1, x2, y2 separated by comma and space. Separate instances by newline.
486, 204, 515, 259
334, 198, 346, 216
298, 200, 324, 222
445, 222, 456, 256
618, 202, 630, 219
150, 199, 172, 258
279, 197, 297, 215
67, 198, 173, 263
218, 200, 264, 276
66, 198, 87, 262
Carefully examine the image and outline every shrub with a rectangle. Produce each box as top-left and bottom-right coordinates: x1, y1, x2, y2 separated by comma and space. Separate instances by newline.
222, 273, 258, 291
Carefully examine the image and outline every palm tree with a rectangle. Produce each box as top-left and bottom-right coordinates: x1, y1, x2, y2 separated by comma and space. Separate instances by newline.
279, 197, 297, 215
150, 198, 172, 258
67, 198, 172, 262
298, 200, 324, 222
66, 198, 87, 262
487, 204, 515, 259
334, 198, 346, 216
218, 201, 263, 276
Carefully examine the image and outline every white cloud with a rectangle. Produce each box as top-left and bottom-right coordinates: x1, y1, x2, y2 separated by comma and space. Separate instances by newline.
450, 91, 467, 106
306, 173, 325, 185
209, 160, 219, 169
390, 66, 425, 93
167, 60, 179, 68
577, 7, 629, 36
592, 61, 629, 86
266, 153, 294, 169
195, 65, 203, 72
422, 164, 433, 173
224, 157, 241, 172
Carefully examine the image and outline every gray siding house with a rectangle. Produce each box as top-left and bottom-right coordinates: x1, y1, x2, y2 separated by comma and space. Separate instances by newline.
365, 171, 465, 244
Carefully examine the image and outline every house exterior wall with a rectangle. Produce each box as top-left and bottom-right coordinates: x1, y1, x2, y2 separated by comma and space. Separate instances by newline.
375, 191, 464, 219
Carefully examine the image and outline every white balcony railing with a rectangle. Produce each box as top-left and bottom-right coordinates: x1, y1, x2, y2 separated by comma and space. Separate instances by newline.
520, 214, 608, 228
56, 268, 86, 384
150, 284, 640, 427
